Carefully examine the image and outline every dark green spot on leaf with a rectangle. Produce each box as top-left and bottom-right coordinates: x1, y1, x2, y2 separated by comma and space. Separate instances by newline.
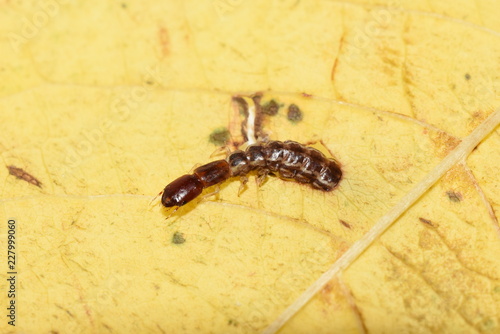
446, 191, 462, 203
262, 99, 281, 116
209, 127, 230, 146
172, 231, 186, 244
287, 104, 303, 123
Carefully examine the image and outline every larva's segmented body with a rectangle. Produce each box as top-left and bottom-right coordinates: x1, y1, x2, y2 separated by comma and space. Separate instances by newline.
161, 140, 342, 208
228, 140, 342, 191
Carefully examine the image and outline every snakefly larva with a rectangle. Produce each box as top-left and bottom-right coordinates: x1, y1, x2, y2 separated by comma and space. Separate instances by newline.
161, 140, 342, 209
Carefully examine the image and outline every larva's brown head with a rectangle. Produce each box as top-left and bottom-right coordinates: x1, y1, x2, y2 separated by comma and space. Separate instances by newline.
161, 174, 203, 207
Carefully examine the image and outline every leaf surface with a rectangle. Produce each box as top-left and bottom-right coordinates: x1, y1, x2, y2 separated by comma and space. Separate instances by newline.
0, 1, 499, 333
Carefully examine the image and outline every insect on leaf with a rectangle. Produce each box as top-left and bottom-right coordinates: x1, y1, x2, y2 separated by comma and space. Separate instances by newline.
1, 1, 499, 334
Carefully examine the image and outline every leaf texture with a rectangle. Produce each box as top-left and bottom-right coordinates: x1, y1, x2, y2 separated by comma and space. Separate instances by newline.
0, 1, 499, 333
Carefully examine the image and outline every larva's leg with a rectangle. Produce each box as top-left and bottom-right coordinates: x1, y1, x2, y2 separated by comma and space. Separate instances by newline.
238, 176, 248, 196
200, 185, 221, 202
256, 168, 269, 187
210, 145, 231, 158
164, 206, 180, 221
148, 190, 163, 209
188, 163, 202, 174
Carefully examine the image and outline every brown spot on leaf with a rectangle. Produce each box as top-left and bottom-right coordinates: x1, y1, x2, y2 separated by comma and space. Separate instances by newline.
231, 93, 268, 143
251, 93, 265, 139
158, 26, 170, 57
287, 104, 303, 123
232, 96, 248, 116
320, 282, 337, 306
339, 219, 351, 228
331, 34, 344, 82
7, 165, 42, 188
429, 132, 460, 158
418, 217, 435, 227
446, 190, 462, 203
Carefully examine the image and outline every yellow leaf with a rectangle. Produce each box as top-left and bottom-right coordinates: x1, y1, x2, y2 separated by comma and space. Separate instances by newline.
1, 1, 499, 333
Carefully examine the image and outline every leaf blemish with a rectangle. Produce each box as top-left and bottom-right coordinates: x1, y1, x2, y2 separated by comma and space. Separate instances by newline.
446, 190, 462, 203
418, 217, 435, 227
339, 219, 351, 228
262, 99, 281, 116
232, 96, 248, 116
158, 26, 170, 57
7, 165, 42, 188
209, 127, 230, 146
287, 104, 303, 123
172, 232, 186, 244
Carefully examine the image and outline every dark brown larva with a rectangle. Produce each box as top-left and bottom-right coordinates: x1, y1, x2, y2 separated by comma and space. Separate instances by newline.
161, 140, 342, 208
